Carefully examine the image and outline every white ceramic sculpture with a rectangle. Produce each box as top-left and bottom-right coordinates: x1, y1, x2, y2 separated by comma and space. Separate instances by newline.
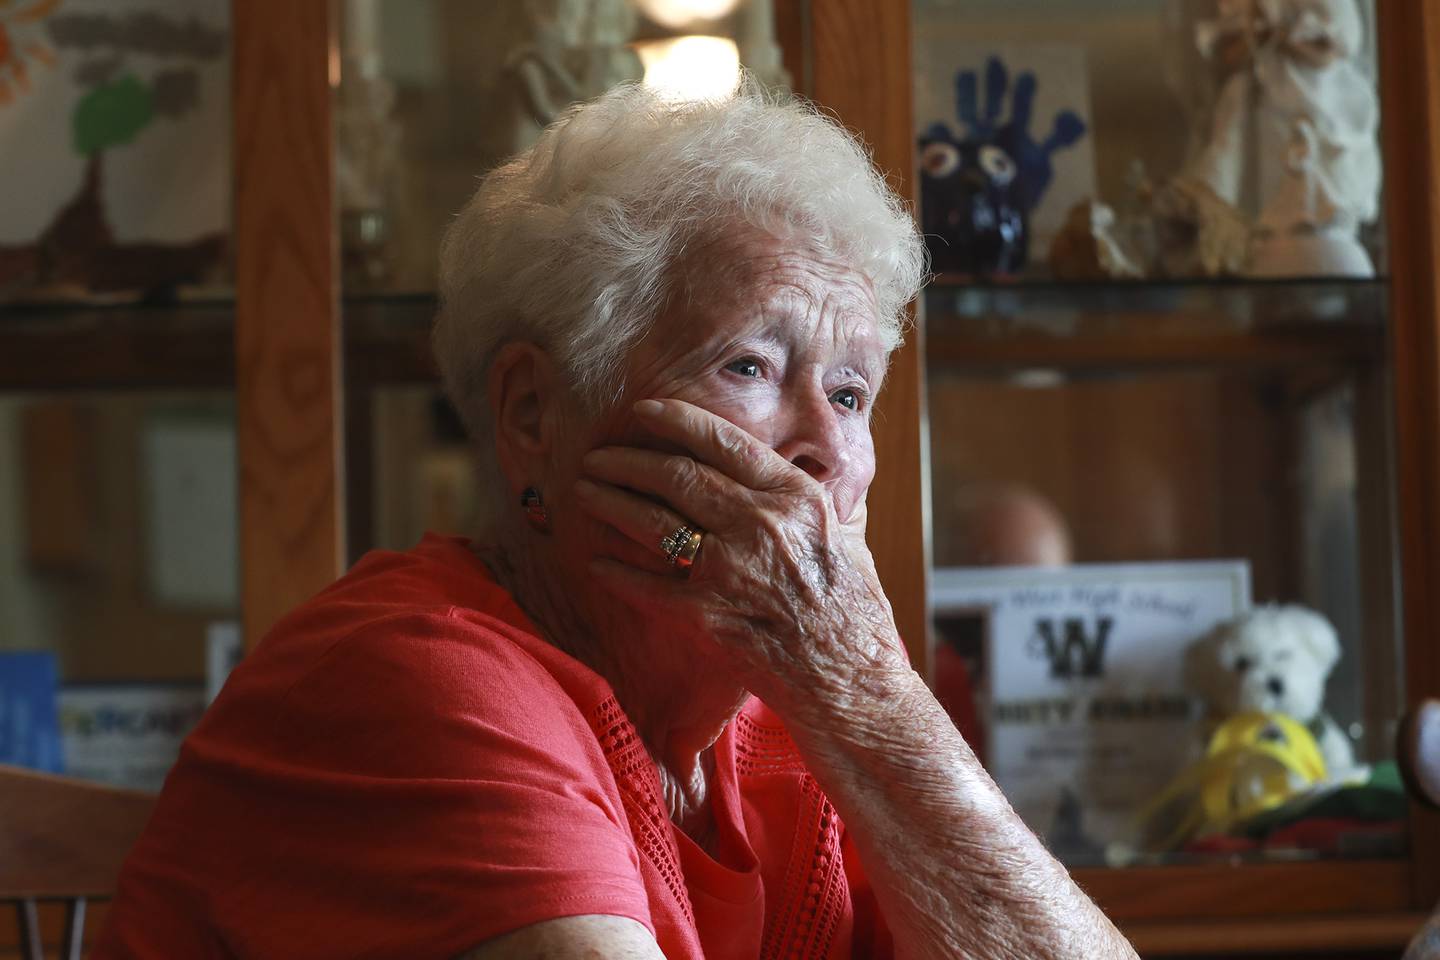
337, 0, 403, 285
1185, 0, 1381, 277
336, 65, 401, 218
736, 0, 790, 91
493, 0, 643, 157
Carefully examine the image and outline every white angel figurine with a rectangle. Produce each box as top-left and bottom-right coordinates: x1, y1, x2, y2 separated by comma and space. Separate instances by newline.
1185, 0, 1381, 276
1249, 116, 1374, 275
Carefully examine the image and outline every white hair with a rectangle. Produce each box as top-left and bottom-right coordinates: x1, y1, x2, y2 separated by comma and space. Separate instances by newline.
433, 80, 925, 517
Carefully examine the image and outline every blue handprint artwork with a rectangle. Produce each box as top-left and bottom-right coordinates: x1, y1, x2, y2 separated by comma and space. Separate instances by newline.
919, 56, 1088, 278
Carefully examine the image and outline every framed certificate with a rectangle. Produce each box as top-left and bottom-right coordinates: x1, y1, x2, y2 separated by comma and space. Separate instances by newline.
934, 560, 1251, 862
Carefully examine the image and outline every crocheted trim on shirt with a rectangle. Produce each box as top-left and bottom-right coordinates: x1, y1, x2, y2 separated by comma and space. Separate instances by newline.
757, 773, 847, 960
732, 707, 807, 777
734, 709, 847, 960
589, 695, 697, 927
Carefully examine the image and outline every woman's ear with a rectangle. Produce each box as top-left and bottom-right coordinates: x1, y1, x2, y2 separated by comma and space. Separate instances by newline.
488, 342, 564, 487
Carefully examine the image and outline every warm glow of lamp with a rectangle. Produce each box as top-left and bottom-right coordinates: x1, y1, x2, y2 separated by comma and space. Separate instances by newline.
633, 0, 742, 29
637, 36, 741, 102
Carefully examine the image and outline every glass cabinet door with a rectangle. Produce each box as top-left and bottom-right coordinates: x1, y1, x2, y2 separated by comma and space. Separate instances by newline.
335, 0, 794, 559
0, 0, 237, 791
914, 0, 1404, 870
0, 388, 238, 788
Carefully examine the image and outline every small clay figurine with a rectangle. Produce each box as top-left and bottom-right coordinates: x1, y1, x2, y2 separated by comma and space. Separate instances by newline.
918, 127, 1028, 278
918, 56, 1087, 279
1047, 199, 1144, 281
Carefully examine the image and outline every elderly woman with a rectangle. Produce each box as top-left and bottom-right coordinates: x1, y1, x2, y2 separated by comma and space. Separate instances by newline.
98, 84, 1135, 960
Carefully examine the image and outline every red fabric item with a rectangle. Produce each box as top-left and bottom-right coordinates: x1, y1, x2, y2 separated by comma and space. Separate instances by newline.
931, 643, 983, 765
95, 534, 889, 960
1261, 817, 1406, 856
1181, 834, 1260, 856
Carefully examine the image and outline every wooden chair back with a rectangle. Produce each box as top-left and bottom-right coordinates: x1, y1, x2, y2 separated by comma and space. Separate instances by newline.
0, 765, 154, 960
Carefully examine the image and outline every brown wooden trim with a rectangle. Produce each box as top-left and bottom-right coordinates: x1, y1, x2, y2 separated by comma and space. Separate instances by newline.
1124, 912, 1428, 957
342, 296, 440, 384
233, 0, 345, 648
925, 329, 1383, 372
1378, 0, 1440, 909
809, 0, 930, 676
1354, 364, 1403, 763
1074, 860, 1411, 923
343, 380, 374, 566
772, 0, 808, 97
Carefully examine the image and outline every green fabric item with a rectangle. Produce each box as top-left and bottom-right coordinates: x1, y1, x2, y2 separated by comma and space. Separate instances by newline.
1368, 759, 1404, 793
1238, 760, 1407, 838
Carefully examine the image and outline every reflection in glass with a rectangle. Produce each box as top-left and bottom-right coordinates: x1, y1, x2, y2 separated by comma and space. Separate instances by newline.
0, 391, 238, 789
913, 1, 1402, 865
338, 0, 787, 293
363, 385, 477, 555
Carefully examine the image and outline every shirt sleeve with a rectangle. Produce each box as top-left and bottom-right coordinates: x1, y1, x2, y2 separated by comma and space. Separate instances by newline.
201, 612, 654, 959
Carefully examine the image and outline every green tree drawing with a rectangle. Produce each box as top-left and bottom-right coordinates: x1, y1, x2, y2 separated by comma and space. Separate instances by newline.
73, 73, 153, 156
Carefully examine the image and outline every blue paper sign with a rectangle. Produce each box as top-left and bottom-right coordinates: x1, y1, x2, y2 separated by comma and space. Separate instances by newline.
0, 651, 64, 773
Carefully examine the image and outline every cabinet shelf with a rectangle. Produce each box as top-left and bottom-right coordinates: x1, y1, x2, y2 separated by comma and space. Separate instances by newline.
1127, 912, 1428, 957
0, 299, 237, 391
1068, 859, 1426, 955
1074, 858, 1410, 923
7, 278, 1381, 391
925, 277, 1387, 374
342, 294, 439, 385
0, 295, 444, 392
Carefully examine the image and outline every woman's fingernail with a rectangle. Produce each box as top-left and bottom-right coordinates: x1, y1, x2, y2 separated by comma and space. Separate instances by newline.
634, 398, 665, 416
574, 479, 599, 499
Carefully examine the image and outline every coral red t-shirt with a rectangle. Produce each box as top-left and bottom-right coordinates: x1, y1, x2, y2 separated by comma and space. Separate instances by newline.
96, 534, 889, 959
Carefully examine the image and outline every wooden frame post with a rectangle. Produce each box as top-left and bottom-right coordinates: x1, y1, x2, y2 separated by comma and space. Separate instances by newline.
233, 0, 346, 648
808, 0, 931, 677
1379, 0, 1440, 909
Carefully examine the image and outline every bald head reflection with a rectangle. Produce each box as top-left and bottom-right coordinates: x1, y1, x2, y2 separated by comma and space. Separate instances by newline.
951, 483, 1072, 568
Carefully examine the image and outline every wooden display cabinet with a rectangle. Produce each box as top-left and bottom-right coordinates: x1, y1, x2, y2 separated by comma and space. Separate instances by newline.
5, 0, 1439, 956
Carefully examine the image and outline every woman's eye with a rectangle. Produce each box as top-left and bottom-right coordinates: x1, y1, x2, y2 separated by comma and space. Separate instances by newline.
725, 358, 762, 378
831, 388, 861, 411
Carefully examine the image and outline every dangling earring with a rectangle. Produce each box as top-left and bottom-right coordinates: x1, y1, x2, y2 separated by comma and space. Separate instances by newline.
520, 487, 550, 533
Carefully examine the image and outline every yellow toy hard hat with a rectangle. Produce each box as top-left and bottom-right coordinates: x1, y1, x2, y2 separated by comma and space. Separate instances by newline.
1136, 711, 1328, 853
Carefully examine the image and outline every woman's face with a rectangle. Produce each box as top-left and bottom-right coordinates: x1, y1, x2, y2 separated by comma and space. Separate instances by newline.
554, 230, 888, 575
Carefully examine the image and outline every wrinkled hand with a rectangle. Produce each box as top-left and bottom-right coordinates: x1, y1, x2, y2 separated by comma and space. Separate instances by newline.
575, 398, 905, 710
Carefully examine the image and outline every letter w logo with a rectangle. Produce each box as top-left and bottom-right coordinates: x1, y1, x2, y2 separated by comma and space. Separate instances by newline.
1029, 617, 1112, 678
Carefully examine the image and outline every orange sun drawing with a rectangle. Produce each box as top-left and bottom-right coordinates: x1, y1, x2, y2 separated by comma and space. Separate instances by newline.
0, 0, 61, 107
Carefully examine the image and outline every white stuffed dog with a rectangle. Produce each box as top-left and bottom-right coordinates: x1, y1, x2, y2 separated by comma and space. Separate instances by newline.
1184, 604, 1361, 779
